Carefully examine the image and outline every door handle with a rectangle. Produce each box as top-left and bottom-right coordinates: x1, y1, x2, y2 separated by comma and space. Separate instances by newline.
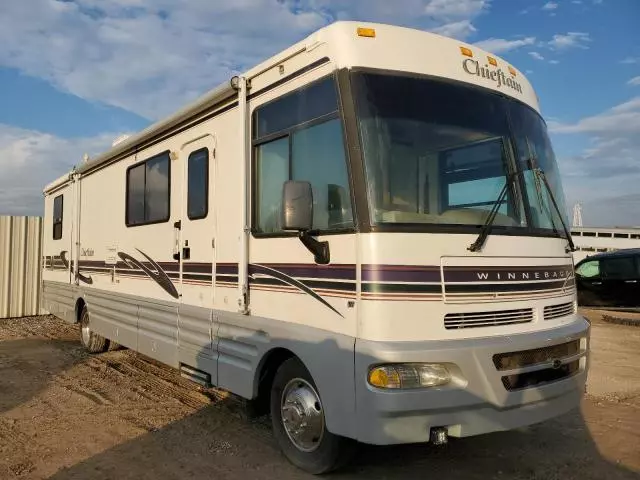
624, 280, 637, 284
591, 281, 602, 286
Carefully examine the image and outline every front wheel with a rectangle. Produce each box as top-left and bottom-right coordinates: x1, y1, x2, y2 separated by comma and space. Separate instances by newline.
270, 357, 354, 474
80, 306, 109, 353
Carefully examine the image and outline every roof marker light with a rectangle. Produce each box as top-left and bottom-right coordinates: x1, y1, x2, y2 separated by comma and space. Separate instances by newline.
460, 46, 473, 57
508, 66, 517, 76
487, 56, 497, 66
357, 27, 376, 38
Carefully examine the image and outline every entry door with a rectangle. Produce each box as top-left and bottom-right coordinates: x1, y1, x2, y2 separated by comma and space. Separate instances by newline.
177, 138, 218, 383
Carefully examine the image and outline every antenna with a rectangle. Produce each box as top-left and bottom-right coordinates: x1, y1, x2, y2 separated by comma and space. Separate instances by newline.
572, 203, 583, 227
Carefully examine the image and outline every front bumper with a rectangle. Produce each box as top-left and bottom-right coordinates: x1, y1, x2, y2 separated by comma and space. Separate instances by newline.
354, 316, 589, 445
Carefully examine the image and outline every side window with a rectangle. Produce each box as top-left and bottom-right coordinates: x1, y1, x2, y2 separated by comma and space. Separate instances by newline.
253, 76, 353, 235
187, 148, 209, 220
52, 194, 63, 240
575, 260, 600, 278
601, 257, 637, 279
126, 152, 170, 226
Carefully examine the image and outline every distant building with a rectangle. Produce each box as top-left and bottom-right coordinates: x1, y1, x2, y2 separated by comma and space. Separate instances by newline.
571, 226, 640, 263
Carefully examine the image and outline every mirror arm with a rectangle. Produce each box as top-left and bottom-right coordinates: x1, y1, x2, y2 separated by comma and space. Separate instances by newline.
298, 231, 330, 265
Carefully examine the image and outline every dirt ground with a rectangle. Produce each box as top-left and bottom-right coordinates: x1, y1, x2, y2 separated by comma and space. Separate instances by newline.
0, 310, 639, 480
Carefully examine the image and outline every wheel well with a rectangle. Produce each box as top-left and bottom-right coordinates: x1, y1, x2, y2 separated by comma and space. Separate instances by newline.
75, 298, 86, 324
254, 348, 296, 416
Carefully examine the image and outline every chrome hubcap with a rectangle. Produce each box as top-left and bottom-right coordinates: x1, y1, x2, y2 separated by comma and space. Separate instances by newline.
281, 378, 324, 452
81, 315, 91, 345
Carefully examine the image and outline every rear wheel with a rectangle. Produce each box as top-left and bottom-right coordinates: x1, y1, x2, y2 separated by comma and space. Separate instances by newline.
80, 306, 109, 353
270, 357, 354, 474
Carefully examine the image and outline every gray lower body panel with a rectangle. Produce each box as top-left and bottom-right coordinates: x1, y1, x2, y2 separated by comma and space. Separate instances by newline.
216, 310, 357, 439
86, 287, 138, 350
42, 281, 76, 324
39, 281, 358, 439
354, 317, 590, 445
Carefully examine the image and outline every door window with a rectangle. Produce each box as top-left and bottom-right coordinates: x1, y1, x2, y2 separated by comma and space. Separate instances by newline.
575, 260, 600, 278
187, 148, 209, 220
601, 257, 637, 280
52, 194, 63, 240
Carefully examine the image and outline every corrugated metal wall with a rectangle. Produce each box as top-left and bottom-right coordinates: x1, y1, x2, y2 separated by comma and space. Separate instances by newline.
0, 216, 43, 318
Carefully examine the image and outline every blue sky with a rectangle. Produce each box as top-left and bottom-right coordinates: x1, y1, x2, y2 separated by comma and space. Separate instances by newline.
0, 0, 638, 226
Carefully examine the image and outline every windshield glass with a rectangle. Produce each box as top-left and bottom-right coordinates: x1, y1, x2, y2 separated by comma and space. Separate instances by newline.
352, 72, 568, 235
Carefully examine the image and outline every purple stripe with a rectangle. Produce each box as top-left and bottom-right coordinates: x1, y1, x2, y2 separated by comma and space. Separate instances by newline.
253, 264, 356, 281
362, 265, 441, 283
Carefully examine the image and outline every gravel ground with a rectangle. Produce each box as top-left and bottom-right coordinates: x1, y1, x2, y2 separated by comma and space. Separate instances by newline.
0, 311, 638, 479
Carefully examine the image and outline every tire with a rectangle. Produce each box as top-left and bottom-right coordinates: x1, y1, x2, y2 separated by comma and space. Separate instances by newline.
270, 357, 354, 474
79, 306, 109, 353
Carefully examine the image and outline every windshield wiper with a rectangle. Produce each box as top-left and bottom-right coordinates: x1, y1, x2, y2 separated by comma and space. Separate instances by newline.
533, 168, 576, 253
468, 170, 521, 253
467, 168, 576, 254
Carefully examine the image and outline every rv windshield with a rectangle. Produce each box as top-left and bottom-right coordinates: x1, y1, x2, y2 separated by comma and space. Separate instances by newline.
352, 71, 568, 235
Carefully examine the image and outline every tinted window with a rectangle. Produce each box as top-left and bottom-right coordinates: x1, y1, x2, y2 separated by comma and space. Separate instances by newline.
127, 164, 145, 225
292, 119, 352, 230
510, 101, 568, 231
255, 78, 338, 139
253, 77, 353, 235
126, 152, 170, 226
187, 148, 209, 220
352, 72, 574, 230
53, 195, 63, 240
576, 260, 600, 278
614, 233, 629, 239
601, 257, 637, 279
256, 138, 289, 233
583, 231, 596, 237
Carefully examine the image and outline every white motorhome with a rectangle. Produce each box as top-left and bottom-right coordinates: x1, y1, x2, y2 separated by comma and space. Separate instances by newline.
42, 22, 589, 473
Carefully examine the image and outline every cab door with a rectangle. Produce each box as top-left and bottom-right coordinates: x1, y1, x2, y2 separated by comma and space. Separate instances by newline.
177, 136, 218, 384
575, 258, 606, 306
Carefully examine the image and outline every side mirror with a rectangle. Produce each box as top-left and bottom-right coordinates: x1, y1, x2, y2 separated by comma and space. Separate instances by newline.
282, 180, 313, 231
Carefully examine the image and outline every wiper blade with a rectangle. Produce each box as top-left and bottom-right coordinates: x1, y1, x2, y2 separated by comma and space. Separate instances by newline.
533, 168, 576, 253
468, 171, 520, 253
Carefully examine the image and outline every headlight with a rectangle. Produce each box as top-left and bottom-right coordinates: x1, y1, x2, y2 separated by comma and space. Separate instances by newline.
368, 363, 451, 389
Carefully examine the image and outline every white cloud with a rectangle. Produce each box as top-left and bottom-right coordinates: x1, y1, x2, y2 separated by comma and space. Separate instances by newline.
549, 59, 560, 64
529, 51, 545, 60
628, 76, 640, 86
550, 97, 640, 134
548, 32, 591, 50
0, 125, 116, 216
550, 97, 640, 226
474, 36, 535, 53
526, 69, 533, 74
571, 0, 582, 4
431, 20, 477, 39
0, 0, 490, 121
621, 57, 640, 64
542, 1, 558, 10
423, 0, 488, 17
